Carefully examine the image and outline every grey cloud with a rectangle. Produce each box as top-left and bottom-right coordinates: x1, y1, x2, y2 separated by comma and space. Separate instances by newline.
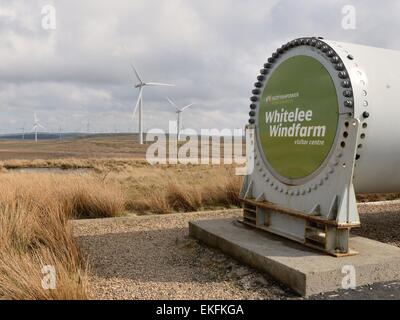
0, 0, 399, 134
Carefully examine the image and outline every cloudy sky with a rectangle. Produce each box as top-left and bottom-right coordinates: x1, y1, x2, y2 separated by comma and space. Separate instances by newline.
0, 0, 399, 134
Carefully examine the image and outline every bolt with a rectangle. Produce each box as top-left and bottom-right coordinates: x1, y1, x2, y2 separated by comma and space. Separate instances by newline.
341, 80, 351, 88
331, 56, 340, 63
344, 100, 354, 108
335, 63, 345, 71
343, 90, 353, 97
327, 50, 335, 57
250, 96, 258, 102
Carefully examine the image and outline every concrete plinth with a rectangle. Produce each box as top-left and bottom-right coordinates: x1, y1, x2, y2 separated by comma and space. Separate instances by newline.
189, 218, 400, 297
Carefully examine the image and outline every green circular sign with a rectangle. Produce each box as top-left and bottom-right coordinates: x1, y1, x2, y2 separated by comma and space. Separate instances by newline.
258, 55, 339, 182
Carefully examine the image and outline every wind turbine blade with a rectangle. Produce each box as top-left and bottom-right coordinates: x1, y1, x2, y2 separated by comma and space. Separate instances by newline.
131, 64, 143, 83
31, 125, 37, 132
145, 82, 174, 87
181, 103, 194, 112
132, 88, 143, 120
166, 97, 180, 111
38, 123, 46, 130
34, 112, 38, 123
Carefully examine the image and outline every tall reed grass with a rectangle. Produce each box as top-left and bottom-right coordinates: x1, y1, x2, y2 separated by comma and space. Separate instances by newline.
0, 173, 125, 299
0, 162, 241, 298
127, 171, 242, 214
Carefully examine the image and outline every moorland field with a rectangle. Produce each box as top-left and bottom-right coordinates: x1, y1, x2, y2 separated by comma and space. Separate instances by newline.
0, 135, 241, 299
0, 134, 397, 299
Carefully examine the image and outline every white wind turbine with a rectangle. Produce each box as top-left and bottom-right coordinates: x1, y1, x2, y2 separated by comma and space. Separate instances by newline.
131, 64, 174, 144
31, 113, 45, 143
166, 98, 194, 140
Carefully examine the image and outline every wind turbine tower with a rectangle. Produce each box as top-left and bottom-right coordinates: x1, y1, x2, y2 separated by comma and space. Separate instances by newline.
31, 113, 45, 143
166, 98, 194, 140
131, 65, 174, 144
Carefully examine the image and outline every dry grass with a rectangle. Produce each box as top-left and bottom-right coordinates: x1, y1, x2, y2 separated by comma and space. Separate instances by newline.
1, 158, 243, 215
0, 173, 125, 219
0, 163, 240, 299
125, 168, 242, 214
0, 173, 125, 299
0, 204, 88, 299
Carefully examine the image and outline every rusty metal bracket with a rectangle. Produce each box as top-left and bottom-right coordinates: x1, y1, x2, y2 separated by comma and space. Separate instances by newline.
240, 198, 359, 257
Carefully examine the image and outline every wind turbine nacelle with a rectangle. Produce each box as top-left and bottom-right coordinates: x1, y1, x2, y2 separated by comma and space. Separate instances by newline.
240, 37, 400, 256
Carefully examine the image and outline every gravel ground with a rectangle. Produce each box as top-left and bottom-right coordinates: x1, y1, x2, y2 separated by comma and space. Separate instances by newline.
353, 200, 400, 246
73, 210, 295, 300
73, 202, 400, 300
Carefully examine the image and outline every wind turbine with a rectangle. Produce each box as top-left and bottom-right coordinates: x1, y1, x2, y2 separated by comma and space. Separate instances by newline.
131, 64, 174, 144
31, 113, 45, 143
166, 98, 194, 140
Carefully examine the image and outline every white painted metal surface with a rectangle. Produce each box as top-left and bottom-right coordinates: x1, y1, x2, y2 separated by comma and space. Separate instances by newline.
324, 41, 400, 193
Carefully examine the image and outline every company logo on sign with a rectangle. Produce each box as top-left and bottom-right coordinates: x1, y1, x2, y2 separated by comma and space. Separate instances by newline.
266, 92, 300, 103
